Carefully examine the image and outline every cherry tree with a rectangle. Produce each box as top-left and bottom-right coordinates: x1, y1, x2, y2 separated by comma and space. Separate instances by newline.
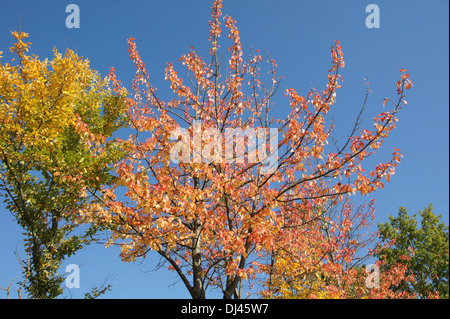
82, 0, 413, 299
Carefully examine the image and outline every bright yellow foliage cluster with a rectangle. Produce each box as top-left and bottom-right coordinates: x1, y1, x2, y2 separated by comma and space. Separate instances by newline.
0, 31, 113, 159
264, 249, 333, 299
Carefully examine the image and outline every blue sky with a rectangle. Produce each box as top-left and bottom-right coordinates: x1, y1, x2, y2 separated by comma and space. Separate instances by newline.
0, 0, 448, 298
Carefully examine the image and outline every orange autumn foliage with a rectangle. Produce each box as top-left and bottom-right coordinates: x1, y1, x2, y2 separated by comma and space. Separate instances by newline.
262, 199, 418, 299
82, 0, 414, 299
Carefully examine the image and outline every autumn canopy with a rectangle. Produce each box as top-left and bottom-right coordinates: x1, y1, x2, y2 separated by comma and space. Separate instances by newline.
1, 0, 433, 300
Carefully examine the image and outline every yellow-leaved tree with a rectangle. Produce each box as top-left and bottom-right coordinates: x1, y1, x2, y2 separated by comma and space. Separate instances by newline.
0, 31, 127, 298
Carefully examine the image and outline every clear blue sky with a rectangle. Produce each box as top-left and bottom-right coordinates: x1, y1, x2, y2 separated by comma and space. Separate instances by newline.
0, 0, 448, 298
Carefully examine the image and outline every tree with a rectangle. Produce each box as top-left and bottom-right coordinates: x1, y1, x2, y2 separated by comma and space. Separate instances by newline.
262, 199, 418, 299
0, 31, 127, 298
375, 205, 449, 298
85, 0, 413, 299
